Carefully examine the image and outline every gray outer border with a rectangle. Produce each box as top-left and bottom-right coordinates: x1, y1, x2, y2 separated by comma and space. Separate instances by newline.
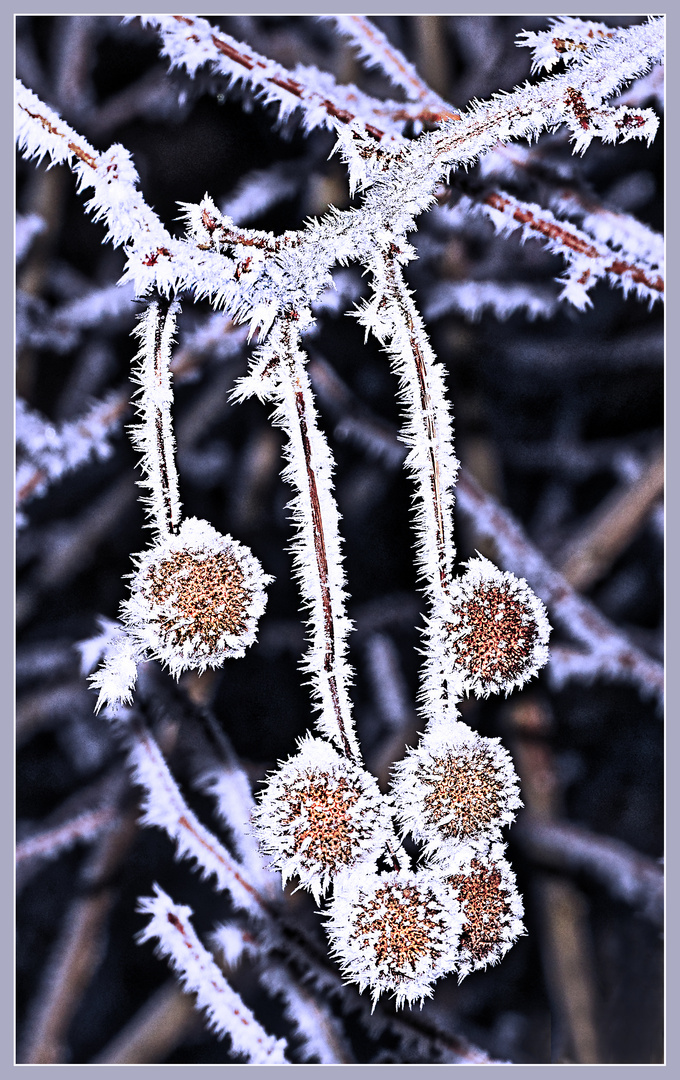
9, 4, 669, 1077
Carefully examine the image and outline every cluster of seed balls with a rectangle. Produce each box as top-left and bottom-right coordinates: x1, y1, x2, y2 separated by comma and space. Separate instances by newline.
118, 529, 549, 1006
254, 555, 551, 1007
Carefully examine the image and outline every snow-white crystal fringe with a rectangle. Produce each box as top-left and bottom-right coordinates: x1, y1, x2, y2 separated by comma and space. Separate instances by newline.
129, 299, 182, 537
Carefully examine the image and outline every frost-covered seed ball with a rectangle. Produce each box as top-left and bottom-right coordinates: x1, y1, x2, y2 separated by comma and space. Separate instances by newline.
445, 848, 525, 980
390, 720, 522, 857
253, 736, 393, 903
444, 555, 551, 697
325, 870, 464, 1008
122, 517, 270, 677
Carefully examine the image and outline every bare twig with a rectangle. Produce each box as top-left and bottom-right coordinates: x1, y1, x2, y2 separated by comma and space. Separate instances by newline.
92, 980, 200, 1064
19, 804, 139, 1064
555, 443, 664, 591
507, 698, 601, 1064
515, 818, 663, 929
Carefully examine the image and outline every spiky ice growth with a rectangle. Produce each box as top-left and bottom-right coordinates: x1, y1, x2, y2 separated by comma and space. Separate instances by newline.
122, 516, 271, 678
390, 720, 522, 859
443, 554, 551, 698
325, 869, 465, 1009
252, 736, 393, 903
442, 844, 525, 981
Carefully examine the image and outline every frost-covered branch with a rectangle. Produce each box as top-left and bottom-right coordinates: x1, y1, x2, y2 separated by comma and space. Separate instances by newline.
16, 392, 127, 520
138, 13, 457, 143
17, 281, 137, 354
16, 13, 663, 1061
361, 251, 461, 729
121, 709, 274, 921
16, 19, 663, 319
15, 79, 170, 255
325, 15, 454, 112
137, 887, 289, 1064
464, 189, 664, 309
16, 805, 117, 867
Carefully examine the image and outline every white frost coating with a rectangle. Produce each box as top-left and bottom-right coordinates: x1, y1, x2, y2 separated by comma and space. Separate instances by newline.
325, 15, 439, 104
257, 961, 355, 1064
76, 615, 123, 677
455, 474, 662, 704
15, 212, 45, 263
359, 256, 459, 606
18, 283, 137, 355
210, 922, 258, 970
616, 61, 664, 110
137, 886, 289, 1063
138, 13, 423, 144
547, 641, 635, 691
121, 516, 272, 678
15, 16, 665, 1017
253, 735, 394, 902
549, 190, 664, 271
87, 627, 142, 714
517, 17, 643, 74
197, 764, 280, 898
129, 299, 182, 537
390, 719, 522, 860
436, 843, 526, 981
455, 191, 664, 310
357, 254, 461, 730
236, 318, 360, 760
221, 163, 302, 226
15, 78, 177, 299
424, 280, 558, 323
16, 19, 664, 315
125, 720, 268, 920
325, 868, 465, 1009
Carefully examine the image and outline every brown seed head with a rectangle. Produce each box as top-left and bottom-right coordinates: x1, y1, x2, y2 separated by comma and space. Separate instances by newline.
418, 743, 510, 843
354, 880, 450, 976
448, 858, 512, 963
144, 547, 251, 654
253, 737, 393, 901
123, 517, 271, 676
444, 556, 550, 697
281, 773, 365, 873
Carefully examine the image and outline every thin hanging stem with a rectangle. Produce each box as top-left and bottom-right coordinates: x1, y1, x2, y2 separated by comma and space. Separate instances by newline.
244, 313, 360, 762
360, 250, 461, 726
379, 252, 458, 606
130, 297, 182, 537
